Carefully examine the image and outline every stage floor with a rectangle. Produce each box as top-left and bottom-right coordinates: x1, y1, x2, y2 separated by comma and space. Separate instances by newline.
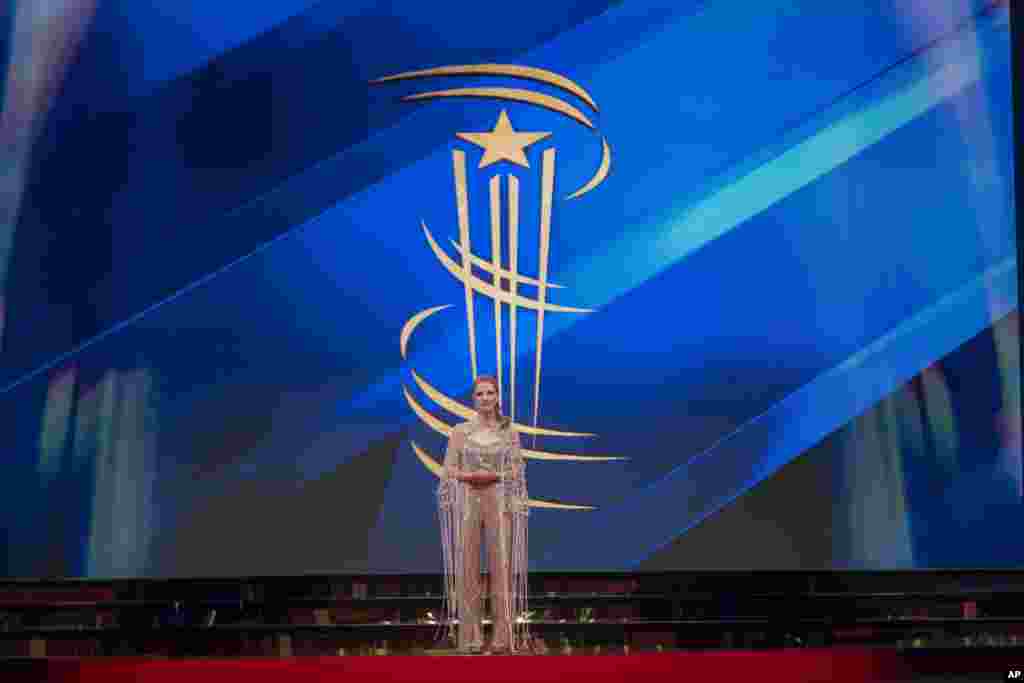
3, 648, 1022, 683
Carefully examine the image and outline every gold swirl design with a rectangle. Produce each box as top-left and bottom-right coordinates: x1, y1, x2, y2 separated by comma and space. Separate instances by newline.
400, 305, 452, 360
449, 239, 564, 289
566, 137, 612, 200
422, 220, 592, 314
370, 63, 599, 112
403, 386, 622, 463
382, 64, 619, 511
370, 63, 611, 200
566, 137, 610, 200
402, 87, 595, 129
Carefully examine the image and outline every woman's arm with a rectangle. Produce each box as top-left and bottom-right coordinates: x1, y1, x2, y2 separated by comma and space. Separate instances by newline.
504, 431, 528, 512
443, 429, 465, 480
492, 430, 524, 486
444, 428, 486, 483
509, 431, 526, 484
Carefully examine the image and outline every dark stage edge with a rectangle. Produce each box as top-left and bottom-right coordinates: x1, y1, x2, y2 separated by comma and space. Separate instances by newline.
2, 648, 1024, 683
5, 571, 1024, 657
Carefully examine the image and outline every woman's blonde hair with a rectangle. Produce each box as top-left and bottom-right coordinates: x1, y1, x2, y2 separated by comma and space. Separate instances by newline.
472, 374, 511, 429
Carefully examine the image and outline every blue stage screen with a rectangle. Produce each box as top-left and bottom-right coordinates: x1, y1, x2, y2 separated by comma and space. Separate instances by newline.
0, 0, 1017, 576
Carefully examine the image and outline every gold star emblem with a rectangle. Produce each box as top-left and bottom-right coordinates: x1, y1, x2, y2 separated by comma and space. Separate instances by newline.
456, 110, 551, 169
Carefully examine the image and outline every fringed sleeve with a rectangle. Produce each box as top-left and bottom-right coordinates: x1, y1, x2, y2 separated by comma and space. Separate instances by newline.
437, 428, 464, 643
503, 429, 530, 651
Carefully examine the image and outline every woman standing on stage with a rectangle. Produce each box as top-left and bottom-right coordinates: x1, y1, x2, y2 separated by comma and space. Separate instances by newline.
438, 375, 529, 654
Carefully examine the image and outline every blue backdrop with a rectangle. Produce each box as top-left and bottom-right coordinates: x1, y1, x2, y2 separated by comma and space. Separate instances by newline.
0, 0, 1017, 577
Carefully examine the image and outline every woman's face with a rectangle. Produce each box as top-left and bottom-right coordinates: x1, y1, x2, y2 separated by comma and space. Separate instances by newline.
473, 380, 499, 415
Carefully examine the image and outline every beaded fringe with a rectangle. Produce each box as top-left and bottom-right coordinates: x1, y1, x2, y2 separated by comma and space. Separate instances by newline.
438, 469, 529, 651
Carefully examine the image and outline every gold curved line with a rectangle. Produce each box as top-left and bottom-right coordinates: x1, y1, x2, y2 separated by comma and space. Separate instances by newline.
567, 136, 612, 200
523, 450, 626, 463
373, 67, 610, 203
508, 174, 519, 423
411, 370, 597, 438
403, 385, 455, 436
410, 441, 596, 510
449, 240, 565, 289
422, 221, 592, 314
403, 385, 622, 462
371, 64, 599, 113
453, 151, 478, 380
527, 498, 596, 511
400, 305, 452, 360
403, 88, 594, 130
531, 149, 555, 437
412, 440, 446, 477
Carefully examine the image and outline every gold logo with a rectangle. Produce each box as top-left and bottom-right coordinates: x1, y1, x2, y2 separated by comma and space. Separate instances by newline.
373, 64, 621, 510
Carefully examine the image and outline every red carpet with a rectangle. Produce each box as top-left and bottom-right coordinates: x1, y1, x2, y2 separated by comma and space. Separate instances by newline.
3, 648, 1020, 683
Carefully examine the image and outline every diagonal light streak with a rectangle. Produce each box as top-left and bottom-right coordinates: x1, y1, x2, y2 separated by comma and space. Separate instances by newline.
561, 56, 988, 307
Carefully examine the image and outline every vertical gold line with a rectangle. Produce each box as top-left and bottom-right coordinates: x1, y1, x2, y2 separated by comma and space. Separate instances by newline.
532, 149, 556, 433
489, 175, 502, 404
453, 150, 477, 380
508, 174, 519, 423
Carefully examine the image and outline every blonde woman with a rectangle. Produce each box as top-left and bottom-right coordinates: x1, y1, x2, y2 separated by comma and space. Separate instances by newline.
438, 375, 529, 654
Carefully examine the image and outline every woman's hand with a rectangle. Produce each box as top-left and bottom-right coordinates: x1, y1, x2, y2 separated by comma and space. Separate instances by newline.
459, 471, 498, 487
